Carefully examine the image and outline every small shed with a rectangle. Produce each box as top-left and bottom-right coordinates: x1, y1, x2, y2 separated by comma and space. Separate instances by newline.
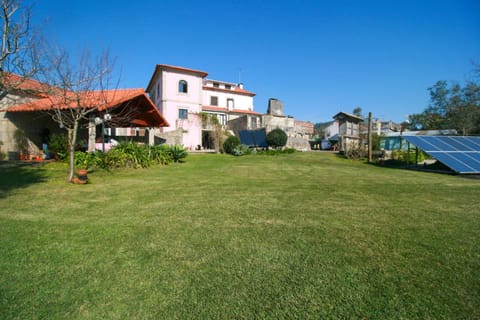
332, 112, 363, 153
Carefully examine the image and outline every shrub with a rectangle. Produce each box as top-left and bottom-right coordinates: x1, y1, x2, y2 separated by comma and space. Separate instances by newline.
150, 144, 173, 165
71, 142, 182, 171
14, 128, 29, 155
74, 151, 97, 170
345, 145, 366, 160
391, 150, 425, 163
169, 145, 188, 163
223, 136, 241, 154
105, 141, 151, 168
49, 133, 69, 160
232, 144, 251, 156
0, 140, 5, 160
266, 129, 287, 149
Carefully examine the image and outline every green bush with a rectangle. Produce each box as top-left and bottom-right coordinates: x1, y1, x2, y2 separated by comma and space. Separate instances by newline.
74, 151, 97, 170
223, 136, 241, 154
105, 141, 151, 168
266, 129, 288, 149
150, 144, 173, 165
0, 140, 5, 160
14, 129, 29, 155
392, 150, 425, 163
70, 142, 180, 171
169, 145, 187, 163
232, 144, 251, 156
345, 145, 366, 160
49, 133, 69, 160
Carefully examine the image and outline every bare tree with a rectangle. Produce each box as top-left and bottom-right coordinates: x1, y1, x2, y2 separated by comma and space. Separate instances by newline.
0, 0, 40, 102
40, 49, 119, 182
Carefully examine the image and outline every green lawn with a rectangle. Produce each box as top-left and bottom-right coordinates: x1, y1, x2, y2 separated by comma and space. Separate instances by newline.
1, 153, 479, 319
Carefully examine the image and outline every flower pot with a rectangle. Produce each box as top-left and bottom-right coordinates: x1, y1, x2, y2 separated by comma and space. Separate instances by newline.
77, 169, 88, 177
74, 169, 89, 184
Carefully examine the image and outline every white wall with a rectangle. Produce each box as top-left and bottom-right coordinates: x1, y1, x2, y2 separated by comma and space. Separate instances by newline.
203, 89, 253, 111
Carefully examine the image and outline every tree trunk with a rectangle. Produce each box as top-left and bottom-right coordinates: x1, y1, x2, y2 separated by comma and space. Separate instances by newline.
368, 112, 373, 163
67, 122, 79, 182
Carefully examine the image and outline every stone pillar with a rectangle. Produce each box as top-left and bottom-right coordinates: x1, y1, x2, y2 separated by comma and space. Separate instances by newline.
148, 128, 155, 145
88, 116, 96, 153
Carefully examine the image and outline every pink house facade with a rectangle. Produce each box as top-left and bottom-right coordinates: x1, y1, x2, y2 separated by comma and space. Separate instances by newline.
146, 64, 261, 150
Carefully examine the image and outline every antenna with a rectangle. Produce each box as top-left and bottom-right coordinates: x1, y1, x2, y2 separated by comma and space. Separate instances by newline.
238, 67, 242, 84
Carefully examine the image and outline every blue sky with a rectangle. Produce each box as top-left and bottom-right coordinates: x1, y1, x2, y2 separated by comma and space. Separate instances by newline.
29, 0, 479, 123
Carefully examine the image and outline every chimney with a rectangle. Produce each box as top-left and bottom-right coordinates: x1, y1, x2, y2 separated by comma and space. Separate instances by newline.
238, 83, 244, 89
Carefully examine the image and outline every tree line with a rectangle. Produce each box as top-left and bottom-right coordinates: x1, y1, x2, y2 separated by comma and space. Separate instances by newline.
407, 65, 480, 135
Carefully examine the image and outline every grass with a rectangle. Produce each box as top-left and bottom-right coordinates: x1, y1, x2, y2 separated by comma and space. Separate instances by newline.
0, 153, 479, 319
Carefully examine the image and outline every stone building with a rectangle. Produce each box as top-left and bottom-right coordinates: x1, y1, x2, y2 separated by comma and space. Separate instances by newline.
332, 111, 364, 153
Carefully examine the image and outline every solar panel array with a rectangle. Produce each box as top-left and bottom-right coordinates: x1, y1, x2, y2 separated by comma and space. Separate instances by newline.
403, 136, 480, 174
239, 129, 268, 147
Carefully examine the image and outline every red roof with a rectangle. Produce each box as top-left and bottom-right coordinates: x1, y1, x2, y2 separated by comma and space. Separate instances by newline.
203, 85, 256, 97
202, 105, 228, 112
7, 87, 169, 128
231, 108, 261, 115
146, 64, 208, 91
202, 105, 261, 115
1, 73, 48, 97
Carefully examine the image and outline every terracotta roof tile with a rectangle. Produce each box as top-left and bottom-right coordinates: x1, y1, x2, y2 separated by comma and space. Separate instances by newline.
146, 64, 208, 91
8, 88, 144, 111
202, 105, 261, 115
231, 108, 261, 115
7, 86, 169, 127
202, 105, 228, 112
1, 73, 48, 96
203, 86, 256, 97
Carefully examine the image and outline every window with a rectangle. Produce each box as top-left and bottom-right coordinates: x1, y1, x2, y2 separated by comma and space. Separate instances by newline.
178, 108, 188, 119
227, 98, 234, 110
217, 114, 226, 126
210, 96, 218, 106
225, 84, 231, 90
213, 82, 219, 88
251, 117, 257, 129
178, 80, 188, 93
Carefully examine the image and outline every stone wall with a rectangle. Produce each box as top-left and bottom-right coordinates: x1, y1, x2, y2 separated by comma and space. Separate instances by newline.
153, 127, 184, 146
286, 136, 311, 151
293, 120, 314, 139
267, 98, 284, 116
227, 115, 248, 135
262, 114, 295, 136
1, 110, 68, 159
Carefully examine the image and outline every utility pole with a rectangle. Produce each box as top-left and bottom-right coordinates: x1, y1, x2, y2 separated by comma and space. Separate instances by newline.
368, 112, 373, 163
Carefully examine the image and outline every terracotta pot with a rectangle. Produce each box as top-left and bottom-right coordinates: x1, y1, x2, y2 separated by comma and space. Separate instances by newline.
77, 169, 88, 177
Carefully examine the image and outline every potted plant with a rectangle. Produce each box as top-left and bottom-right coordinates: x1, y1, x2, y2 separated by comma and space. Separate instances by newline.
74, 151, 95, 183
0, 140, 6, 161
14, 129, 29, 160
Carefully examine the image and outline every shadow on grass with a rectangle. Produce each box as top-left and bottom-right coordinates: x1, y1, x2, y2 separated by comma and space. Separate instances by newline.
0, 162, 48, 198
365, 158, 458, 175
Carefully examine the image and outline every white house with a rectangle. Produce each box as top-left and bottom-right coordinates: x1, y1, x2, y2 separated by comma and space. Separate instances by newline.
146, 64, 261, 150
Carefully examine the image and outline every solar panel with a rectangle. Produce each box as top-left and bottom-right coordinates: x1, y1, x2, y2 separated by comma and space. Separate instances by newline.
239, 129, 268, 147
403, 136, 480, 174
